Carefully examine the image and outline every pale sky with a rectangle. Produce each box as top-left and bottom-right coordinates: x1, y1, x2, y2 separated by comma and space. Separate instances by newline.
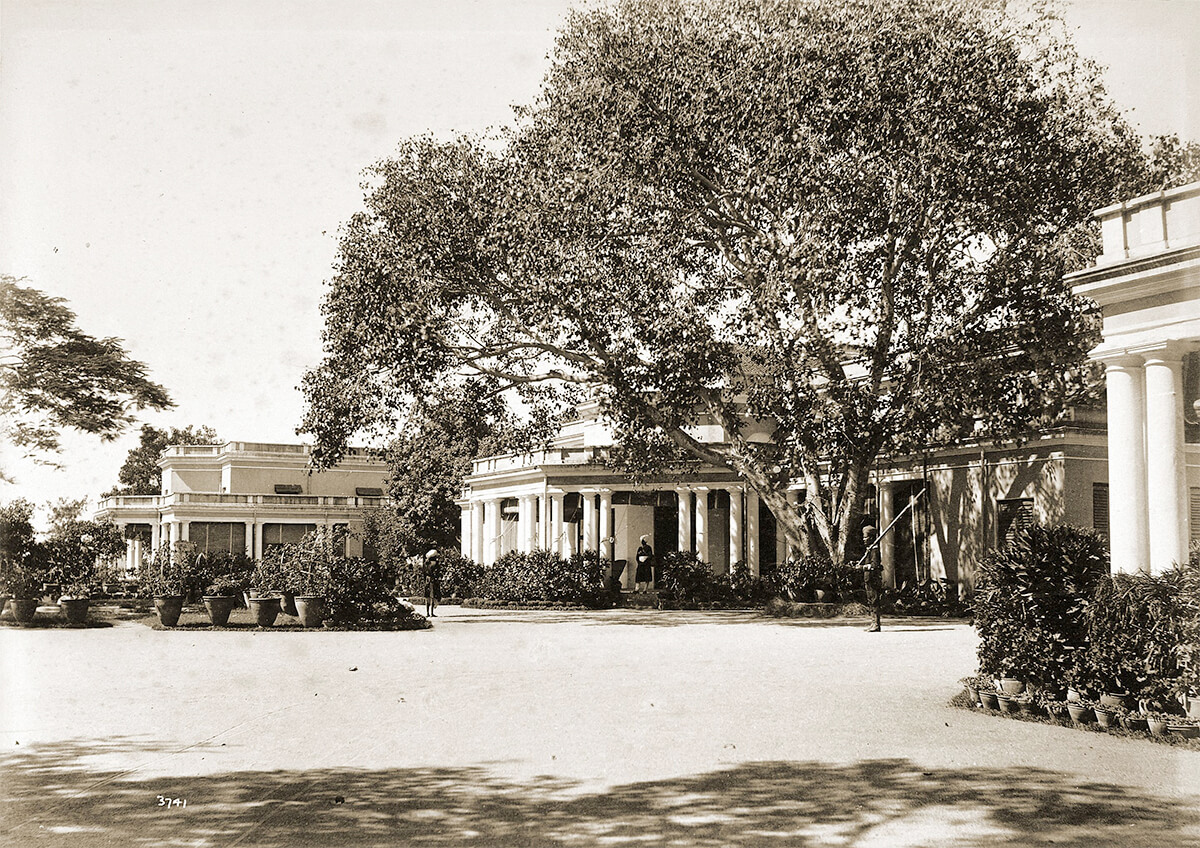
1, 0, 1198, 525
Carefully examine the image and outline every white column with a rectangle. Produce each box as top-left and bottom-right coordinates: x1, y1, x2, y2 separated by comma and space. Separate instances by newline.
460, 505, 472, 558
676, 488, 692, 553
729, 489, 744, 566
244, 521, 254, 559
180, 521, 190, 543
133, 539, 143, 573
746, 490, 760, 576
1105, 356, 1150, 573
485, 499, 501, 565
516, 497, 529, 553
1144, 347, 1190, 573
599, 489, 613, 562
254, 521, 264, 560
151, 521, 161, 553
582, 491, 597, 552
878, 481, 896, 588
472, 502, 485, 564
169, 521, 180, 545
549, 492, 564, 557
694, 487, 709, 563
539, 494, 550, 550
125, 539, 135, 574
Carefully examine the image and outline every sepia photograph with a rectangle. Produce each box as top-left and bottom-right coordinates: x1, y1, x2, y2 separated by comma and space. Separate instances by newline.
2, 0, 1199, 844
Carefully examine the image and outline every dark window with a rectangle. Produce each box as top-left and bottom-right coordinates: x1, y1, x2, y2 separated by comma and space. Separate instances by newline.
1092, 483, 1110, 539
997, 498, 1035, 546
261, 523, 317, 549
190, 522, 246, 555
274, 484, 302, 495
355, 487, 383, 497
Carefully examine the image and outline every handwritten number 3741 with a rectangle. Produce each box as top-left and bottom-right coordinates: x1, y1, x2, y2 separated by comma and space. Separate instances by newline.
157, 796, 186, 808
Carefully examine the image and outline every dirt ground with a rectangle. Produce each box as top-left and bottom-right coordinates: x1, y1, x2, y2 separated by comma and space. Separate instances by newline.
2, 605, 1199, 846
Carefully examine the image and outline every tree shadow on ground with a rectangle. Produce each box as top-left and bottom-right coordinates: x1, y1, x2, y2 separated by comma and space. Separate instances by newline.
444, 608, 969, 630
3, 738, 1197, 847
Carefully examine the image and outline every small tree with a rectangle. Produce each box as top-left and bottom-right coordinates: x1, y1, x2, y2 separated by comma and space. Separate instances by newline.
105, 424, 220, 496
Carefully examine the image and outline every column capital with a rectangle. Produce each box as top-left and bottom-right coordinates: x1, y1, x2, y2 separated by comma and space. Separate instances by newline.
1098, 352, 1145, 369
1136, 341, 1190, 365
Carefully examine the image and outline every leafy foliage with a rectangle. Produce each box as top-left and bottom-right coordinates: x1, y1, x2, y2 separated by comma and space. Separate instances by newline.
302, 0, 1145, 566
472, 549, 608, 606
41, 516, 124, 594
973, 524, 1109, 688
105, 424, 220, 496
0, 276, 172, 467
1083, 568, 1198, 700
137, 542, 197, 598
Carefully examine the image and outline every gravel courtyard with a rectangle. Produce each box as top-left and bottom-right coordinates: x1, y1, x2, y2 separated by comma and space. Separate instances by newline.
2, 607, 1199, 846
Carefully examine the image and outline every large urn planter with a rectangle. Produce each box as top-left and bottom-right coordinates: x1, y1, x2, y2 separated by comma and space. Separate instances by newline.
58, 597, 90, 624
203, 596, 237, 627
294, 596, 326, 628
249, 596, 281, 627
10, 599, 39, 623
154, 595, 185, 627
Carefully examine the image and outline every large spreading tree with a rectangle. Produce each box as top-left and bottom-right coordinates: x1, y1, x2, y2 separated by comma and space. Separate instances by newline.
1, 275, 173, 470
303, 0, 1151, 565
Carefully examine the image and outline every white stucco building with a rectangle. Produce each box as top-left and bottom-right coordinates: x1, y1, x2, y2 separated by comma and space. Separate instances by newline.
95, 441, 388, 572
1067, 180, 1200, 574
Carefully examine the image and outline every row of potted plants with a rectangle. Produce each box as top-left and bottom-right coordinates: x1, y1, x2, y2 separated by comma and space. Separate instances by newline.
961, 675, 1200, 739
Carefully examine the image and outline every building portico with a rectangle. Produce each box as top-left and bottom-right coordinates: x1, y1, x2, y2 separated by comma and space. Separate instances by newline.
1069, 181, 1200, 573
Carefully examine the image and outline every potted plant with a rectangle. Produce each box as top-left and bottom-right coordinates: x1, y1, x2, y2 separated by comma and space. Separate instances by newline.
960, 675, 987, 707
1067, 698, 1096, 724
202, 578, 240, 626
283, 527, 341, 628
2, 567, 44, 623
1143, 710, 1174, 737
248, 556, 284, 626
1168, 717, 1200, 739
143, 543, 190, 627
978, 685, 1000, 711
996, 691, 1022, 715
1093, 703, 1118, 729
57, 582, 91, 624
1120, 711, 1148, 733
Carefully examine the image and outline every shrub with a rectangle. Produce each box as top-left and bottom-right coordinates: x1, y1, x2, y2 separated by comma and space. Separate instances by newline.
192, 550, 254, 598
658, 550, 729, 607
1083, 568, 1196, 698
438, 549, 484, 599
973, 524, 1109, 690
326, 556, 401, 623
474, 549, 607, 606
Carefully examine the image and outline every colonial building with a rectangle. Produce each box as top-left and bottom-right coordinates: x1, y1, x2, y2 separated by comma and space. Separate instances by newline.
1067, 180, 1200, 574
95, 441, 388, 573
458, 184, 1200, 591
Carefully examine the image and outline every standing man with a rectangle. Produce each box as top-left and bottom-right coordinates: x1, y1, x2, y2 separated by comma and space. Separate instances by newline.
861, 525, 883, 632
635, 536, 654, 592
424, 549, 441, 618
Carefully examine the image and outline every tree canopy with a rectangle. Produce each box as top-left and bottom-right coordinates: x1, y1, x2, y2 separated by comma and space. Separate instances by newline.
105, 424, 221, 496
303, 0, 1154, 565
1, 276, 173, 468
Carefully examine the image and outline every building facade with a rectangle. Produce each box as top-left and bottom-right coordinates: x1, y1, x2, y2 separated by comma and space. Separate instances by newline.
95, 441, 388, 573
456, 403, 1123, 595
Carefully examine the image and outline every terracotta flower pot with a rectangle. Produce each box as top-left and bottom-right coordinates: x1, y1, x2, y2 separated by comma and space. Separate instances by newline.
979, 690, 1000, 710
10, 598, 38, 623
1121, 714, 1148, 733
1168, 723, 1200, 739
997, 694, 1022, 715
154, 595, 185, 627
1067, 702, 1094, 724
249, 597, 281, 627
58, 597, 89, 624
203, 595, 237, 626
999, 678, 1025, 696
1147, 717, 1170, 736
294, 596, 326, 628
1094, 707, 1117, 729
1066, 687, 1082, 703
1100, 692, 1131, 710
965, 684, 980, 706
